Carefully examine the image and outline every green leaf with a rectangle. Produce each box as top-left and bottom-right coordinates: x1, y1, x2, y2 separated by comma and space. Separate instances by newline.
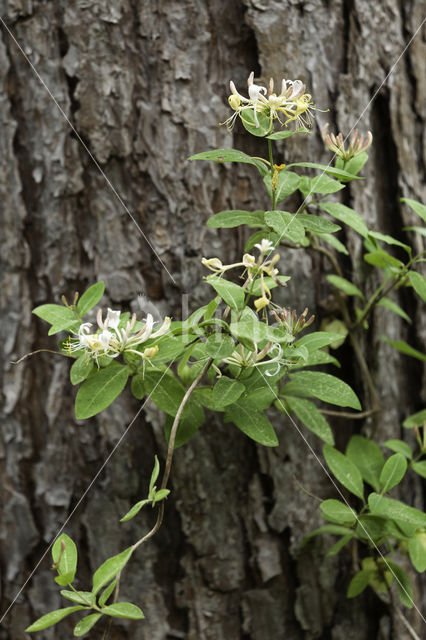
286, 162, 361, 181
60, 590, 93, 606
408, 533, 426, 572
149, 455, 160, 495
152, 336, 190, 364
73, 613, 103, 636
320, 233, 349, 254
77, 282, 105, 316
240, 109, 271, 137
377, 297, 411, 323
101, 602, 144, 619
364, 249, 403, 269
52, 534, 78, 585
411, 461, 426, 479
319, 202, 369, 238
327, 275, 364, 300
98, 580, 117, 607
32, 303, 80, 335
401, 197, 426, 223
75, 363, 130, 420
347, 569, 373, 598
130, 373, 145, 400
368, 493, 426, 528
302, 524, 354, 544
245, 229, 280, 251
319, 319, 348, 349
224, 402, 278, 446
144, 370, 185, 415
320, 499, 357, 525
326, 534, 354, 557
207, 209, 265, 229
298, 349, 341, 368
204, 334, 235, 359
120, 499, 150, 522
92, 547, 133, 596
239, 369, 279, 409
297, 213, 341, 234
384, 439, 412, 459
286, 396, 334, 444
323, 444, 364, 500
266, 127, 311, 140
164, 402, 205, 448
343, 152, 368, 177
381, 336, 426, 362
26, 607, 86, 632
368, 230, 410, 253
153, 488, 170, 503
403, 409, 426, 428
284, 371, 361, 410
379, 454, 407, 493
264, 171, 300, 202
206, 276, 245, 311
212, 376, 245, 408
264, 210, 306, 244
386, 560, 414, 608
346, 435, 384, 492
70, 355, 94, 386
188, 148, 267, 175
408, 271, 426, 302
299, 174, 344, 195
294, 331, 345, 352
403, 225, 426, 237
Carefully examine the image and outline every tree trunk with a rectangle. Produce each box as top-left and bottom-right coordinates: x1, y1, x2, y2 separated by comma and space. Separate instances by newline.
1, 1, 425, 638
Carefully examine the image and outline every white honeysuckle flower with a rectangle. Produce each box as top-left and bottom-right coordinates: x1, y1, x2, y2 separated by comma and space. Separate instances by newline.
221, 71, 318, 133
67, 309, 172, 362
106, 308, 121, 331
247, 74, 268, 127
242, 253, 256, 267
254, 239, 275, 254
222, 341, 286, 375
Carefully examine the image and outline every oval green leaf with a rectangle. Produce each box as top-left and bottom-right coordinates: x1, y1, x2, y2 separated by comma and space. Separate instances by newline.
379, 454, 407, 493
323, 444, 364, 500
75, 363, 130, 420
77, 282, 105, 316
26, 606, 86, 632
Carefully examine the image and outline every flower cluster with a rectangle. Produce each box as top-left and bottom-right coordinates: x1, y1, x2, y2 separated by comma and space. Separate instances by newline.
66, 308, 171, 362
202, 239, 284, 311
221, 341, 285, 377
271, 307, 315, 336
221, 71, 317, 133
321, 123, 372, 162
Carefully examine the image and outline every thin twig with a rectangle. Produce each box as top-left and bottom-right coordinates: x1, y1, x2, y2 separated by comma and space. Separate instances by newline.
395, 607, 422, 640
11, 348, 65, 364
318, 408, 379, 419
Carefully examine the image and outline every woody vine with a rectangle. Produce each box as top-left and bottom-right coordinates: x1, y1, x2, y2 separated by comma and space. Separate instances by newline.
20, 71, 426, 637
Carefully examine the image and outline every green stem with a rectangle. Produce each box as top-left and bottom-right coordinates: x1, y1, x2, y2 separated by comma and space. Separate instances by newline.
351, 248, 426, 331
267, 139, 277, 210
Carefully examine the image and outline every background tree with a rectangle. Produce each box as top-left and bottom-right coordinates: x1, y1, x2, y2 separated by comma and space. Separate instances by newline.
0, 1, 425, 638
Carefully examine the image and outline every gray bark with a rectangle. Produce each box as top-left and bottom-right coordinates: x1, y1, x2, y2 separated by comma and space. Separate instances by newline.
0, 1, 425, 639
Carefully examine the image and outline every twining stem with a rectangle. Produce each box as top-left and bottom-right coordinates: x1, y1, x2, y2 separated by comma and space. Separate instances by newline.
132, 356, 214, 553
106, 357, 214, 635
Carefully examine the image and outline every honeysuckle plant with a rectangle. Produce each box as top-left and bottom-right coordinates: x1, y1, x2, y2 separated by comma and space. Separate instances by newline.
22, 70, 426, 637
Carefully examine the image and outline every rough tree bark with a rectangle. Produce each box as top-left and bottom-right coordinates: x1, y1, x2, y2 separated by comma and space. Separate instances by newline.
0, 1, 425, 639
